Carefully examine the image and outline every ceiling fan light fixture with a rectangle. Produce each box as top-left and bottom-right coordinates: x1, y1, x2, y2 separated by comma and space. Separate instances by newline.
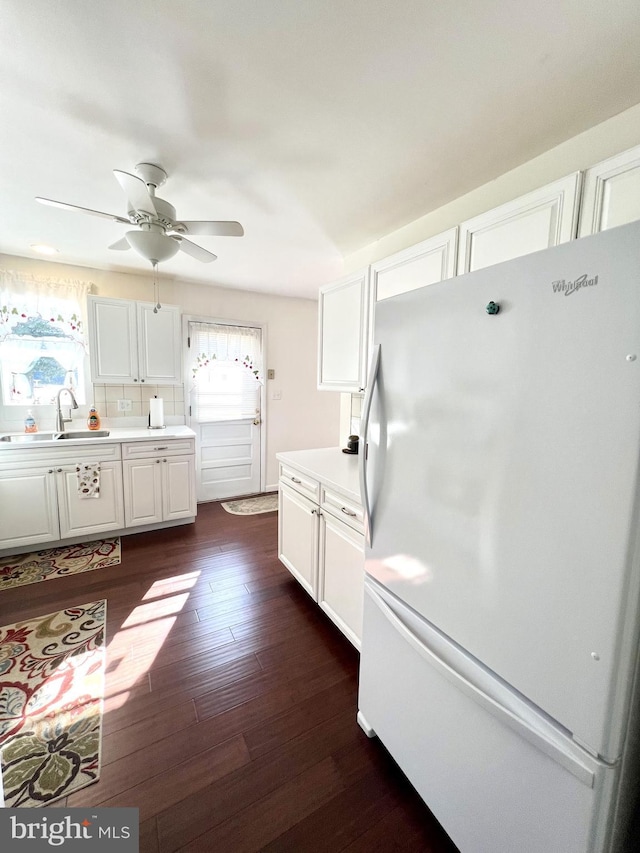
30, 243, 59, 255
125, 230, 179, 264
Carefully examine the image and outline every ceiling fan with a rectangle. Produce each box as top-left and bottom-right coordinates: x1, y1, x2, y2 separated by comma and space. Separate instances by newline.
36, 162, 244, 265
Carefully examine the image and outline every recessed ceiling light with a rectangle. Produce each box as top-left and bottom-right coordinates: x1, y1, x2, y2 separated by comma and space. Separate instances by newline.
30, 244, 59, 255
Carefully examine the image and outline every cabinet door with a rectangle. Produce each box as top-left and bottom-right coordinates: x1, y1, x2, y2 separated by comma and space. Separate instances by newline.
137, 303, 182, 384
371, 228, 458, 303
278, 483, 319, 599
123, 458, 163, 527
0, 467, 59, 549
318, 511, 365, 649
578, 145, 640, 237
318, 268, 370, 392
457, 173, 582, 274
162, 454, 196, 520
87, 296, 138, 383
57, 461, 125, 539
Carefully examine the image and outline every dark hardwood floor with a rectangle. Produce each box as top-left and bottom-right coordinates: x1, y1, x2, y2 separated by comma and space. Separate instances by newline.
1, 501, 458, 852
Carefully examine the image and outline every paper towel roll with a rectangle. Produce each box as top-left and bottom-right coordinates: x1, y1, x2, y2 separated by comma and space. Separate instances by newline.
149, 397, 165, 428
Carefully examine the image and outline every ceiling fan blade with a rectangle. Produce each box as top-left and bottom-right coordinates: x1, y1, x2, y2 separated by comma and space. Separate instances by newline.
172, 220, 244, 237
108, 237, 131, 250
35, 197, 129, 224
113, 170, 157, 216
176, 237, 217, 262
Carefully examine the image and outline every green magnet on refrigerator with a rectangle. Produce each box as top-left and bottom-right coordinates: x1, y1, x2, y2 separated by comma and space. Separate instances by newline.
486, 301, 500, 315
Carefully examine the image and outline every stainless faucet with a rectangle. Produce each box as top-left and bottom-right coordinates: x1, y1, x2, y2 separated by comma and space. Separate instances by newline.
55, 387, 79, 432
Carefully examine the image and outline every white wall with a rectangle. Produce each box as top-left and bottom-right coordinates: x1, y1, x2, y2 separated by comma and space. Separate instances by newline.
0, 254, 340, 488
344, 103, 640, 271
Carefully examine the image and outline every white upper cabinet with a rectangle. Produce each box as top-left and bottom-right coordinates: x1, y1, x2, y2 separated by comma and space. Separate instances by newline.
457, 173, 582, 274
136, 302, 182, 384
88, 296, 182, 385
368, 227, 458, 351
370, 228, 458, 302
318, 268, 370, 393
578, 144, 640, 237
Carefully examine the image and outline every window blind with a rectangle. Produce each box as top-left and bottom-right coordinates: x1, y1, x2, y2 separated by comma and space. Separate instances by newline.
189, 322, 262, 421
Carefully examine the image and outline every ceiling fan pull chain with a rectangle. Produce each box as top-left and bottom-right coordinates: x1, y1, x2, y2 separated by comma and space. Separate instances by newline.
152, 262, 161, 312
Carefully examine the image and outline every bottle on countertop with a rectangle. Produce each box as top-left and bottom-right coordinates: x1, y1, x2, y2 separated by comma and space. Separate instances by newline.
24, 409, 38, 433
87, 406, 101, 431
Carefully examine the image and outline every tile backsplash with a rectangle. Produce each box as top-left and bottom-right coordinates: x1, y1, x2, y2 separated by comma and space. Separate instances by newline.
0, 384, 186, 433
94, 384, 185, 420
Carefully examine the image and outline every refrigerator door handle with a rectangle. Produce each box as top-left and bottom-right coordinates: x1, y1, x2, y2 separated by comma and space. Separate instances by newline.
360, 344, 381, 547
366, 582, 599, 787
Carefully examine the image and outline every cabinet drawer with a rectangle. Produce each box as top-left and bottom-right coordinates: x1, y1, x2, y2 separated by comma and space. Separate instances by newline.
278, 464, 320, 502
122, 438, 195, 460
321, 486, 364, 533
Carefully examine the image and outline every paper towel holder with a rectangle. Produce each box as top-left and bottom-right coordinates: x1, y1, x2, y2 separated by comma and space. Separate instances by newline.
148, 395, 166, 430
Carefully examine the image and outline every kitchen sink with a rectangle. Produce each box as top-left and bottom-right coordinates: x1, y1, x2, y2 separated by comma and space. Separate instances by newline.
0, 432, 59, 442
0, 429, 111, 443
57, 430, 110, 439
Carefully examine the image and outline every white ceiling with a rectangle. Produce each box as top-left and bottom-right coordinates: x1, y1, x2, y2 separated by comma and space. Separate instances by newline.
1, 1, 640, 299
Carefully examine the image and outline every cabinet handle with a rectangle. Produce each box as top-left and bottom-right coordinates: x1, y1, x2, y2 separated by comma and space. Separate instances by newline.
311, 508, 316, 515
141, 379, 145, 382
134, 378, 138, 382
57, 468, 62, 473
163, 458, 167, 462
156, 459, 161, 464
154, 446, 169, 450
341, 507, 357, 517
291, 476, 302, 484
48, 469, 54, 474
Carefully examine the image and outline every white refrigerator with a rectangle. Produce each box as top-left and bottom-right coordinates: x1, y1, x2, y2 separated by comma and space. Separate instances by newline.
357, 219, 640, 853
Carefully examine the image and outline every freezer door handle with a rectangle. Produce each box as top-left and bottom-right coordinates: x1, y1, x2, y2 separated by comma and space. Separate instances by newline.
360, 344, 381, 547
365, 582, 599, 787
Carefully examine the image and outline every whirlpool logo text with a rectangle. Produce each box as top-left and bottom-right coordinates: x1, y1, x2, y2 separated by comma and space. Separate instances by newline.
551, 273, 598, 295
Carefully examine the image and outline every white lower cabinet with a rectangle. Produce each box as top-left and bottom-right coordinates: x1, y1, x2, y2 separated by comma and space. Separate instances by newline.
0, 434, 197, 553
123, 453, 196, 528
57, 461, 124, 538
278, 483, 319, 598
0, 466, 59, 549
318, 510, 364, 648
0, 454, 124, 549
278, 468, 365, 649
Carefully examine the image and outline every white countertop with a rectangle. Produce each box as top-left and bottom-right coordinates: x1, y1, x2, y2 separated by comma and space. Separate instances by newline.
0, 424, 195, 451
277, 446, 361, 503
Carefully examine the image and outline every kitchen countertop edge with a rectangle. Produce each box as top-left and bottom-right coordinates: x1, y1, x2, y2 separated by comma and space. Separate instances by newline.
277, 447, 361, 504
0, 425, 196, 450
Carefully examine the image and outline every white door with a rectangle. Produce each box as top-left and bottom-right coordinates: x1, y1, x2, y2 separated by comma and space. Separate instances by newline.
278, 483, 319, 599
317, 268, 370, 392
579, 144, 640, 236
187, 320, 263, 502
457, 172, 582, 273
0, 467, 59, 548
57, 461, 124, 538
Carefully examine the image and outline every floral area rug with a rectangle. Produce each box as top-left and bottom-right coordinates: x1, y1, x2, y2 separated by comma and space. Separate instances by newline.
0, 600, 106, 807
221, 493, 278, 515
0, 538, 120, 592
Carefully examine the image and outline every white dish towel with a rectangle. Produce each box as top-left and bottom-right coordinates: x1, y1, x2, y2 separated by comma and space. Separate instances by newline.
76, 463, 101, 499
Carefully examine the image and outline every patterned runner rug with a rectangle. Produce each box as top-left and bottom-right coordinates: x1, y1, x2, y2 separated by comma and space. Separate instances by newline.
221, 493, 278, 515
0, 538, 121, 592
0, 600, 106, 807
